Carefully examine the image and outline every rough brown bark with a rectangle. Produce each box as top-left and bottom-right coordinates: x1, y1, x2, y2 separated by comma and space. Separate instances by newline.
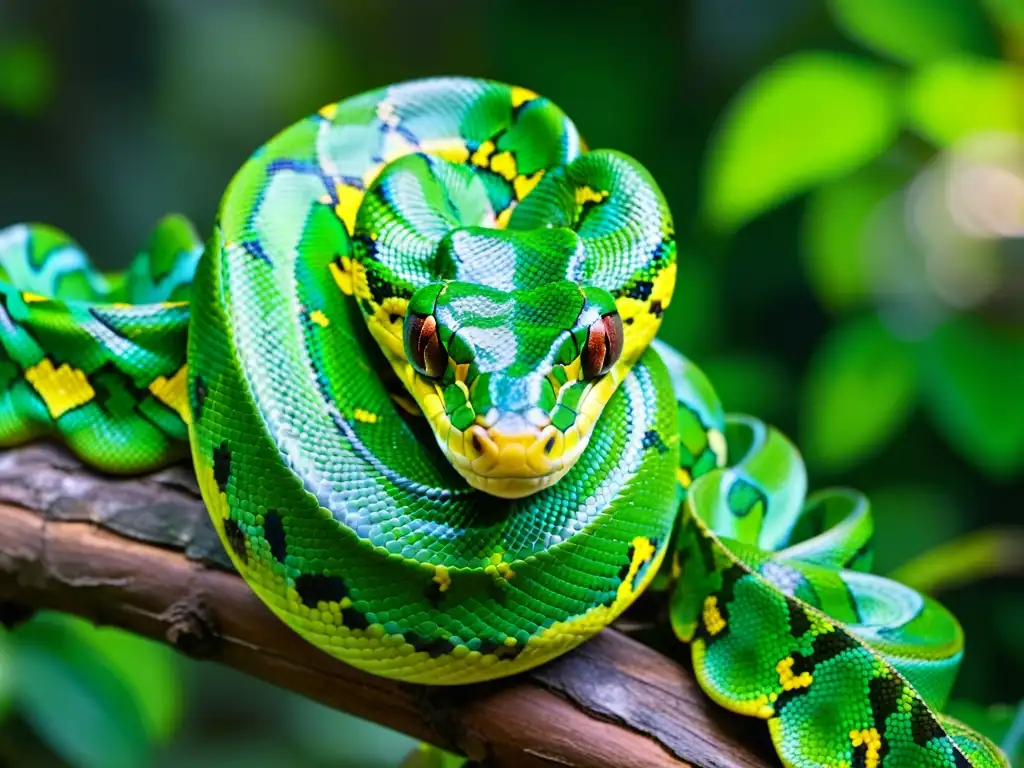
0, 443, 777, 768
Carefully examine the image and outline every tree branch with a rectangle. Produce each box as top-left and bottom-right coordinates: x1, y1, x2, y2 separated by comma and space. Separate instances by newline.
0, 443, 777, 768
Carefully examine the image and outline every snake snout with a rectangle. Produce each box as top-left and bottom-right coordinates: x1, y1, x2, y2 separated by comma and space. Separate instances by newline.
460, 409, 565, 477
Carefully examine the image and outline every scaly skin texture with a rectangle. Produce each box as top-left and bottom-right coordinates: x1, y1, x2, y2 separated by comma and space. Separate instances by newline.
0, 77, 1008, 768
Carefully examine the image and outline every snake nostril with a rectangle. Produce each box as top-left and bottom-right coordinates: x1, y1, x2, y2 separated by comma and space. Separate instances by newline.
544, 436, 555, 455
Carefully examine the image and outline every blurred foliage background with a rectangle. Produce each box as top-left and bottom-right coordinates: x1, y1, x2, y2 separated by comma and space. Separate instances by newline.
0, 0, 1021, 765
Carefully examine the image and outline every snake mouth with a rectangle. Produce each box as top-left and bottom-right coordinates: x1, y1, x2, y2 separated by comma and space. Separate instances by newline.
438, 418, 595, 500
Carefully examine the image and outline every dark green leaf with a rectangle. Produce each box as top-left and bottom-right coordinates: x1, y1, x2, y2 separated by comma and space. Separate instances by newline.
906, 58, 1024, 147
829, 0, 995, 66
921, 317, 1024, 476
801, 314, 917, 471
10, 613, 151, 768
698, 353, 789, 421
0, 38, 54, 117
870, 486, 962, 576
0, 628, 11, 720
284, 695, 420, 765
704, 52, 899, 231
659, 255, 722, 356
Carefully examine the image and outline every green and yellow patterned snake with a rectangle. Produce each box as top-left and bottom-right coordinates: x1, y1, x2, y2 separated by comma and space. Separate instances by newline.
0, 77, 1008, 768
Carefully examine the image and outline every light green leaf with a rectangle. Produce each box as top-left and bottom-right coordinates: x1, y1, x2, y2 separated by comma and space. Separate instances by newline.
980, 0, 1024, 29
906, 57, 1024, 146
704, 52, 899, 232
921, 316, 1024, 476
801, 314, 917, 471
10, 613, 151, 768
829, 0, 994, 66
401, 743, 468, 768
802, 167, 906, 311
886, 527, 1024, 593
63, 616, 182, 743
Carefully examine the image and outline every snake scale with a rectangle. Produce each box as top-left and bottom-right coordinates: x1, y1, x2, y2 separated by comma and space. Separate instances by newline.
0, 77, 1008, 768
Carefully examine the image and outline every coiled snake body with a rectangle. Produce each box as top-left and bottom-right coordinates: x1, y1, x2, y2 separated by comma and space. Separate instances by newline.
0, 78, 1007, 768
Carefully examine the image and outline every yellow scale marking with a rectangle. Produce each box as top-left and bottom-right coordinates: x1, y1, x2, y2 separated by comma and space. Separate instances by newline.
495, 206, 516, 229
432, 566, 452, 593
486, 551, 516, 581
702, 595, 727, 636
418, 137, 470, 165
333, 183, 364, 234
489, 151, 517, 181
148, 365, 191, 424
776, 656, 813, 691
513, 170, 544, 201
353, 409, 378, 424
329, 256, 371, 301
849, 728, 882, 768
575, 186, 609, 206
24, 358, 95, 419
615, 261, 678, 358
470, 140, 496, 168
309, 310, 330, 327
510, 86, 537, 108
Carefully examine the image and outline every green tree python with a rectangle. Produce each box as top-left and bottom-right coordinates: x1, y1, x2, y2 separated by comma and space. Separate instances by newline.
0, 77, 1008, 768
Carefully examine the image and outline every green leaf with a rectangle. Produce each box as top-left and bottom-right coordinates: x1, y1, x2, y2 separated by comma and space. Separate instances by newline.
284, 695, 420, 765
0, 38, 55, 117
698, 353, 789, 421
704, 52, 899, 231
660, 255, 721, 356
869, 486, 962, 576
10, 613, 151, 768
906, 57, 1024, 146
62, 617, 182, 743
801, 314, 917, 471
980, 0, 1024, 29
802, 167, 907, 311
921, 316, 1024, 476
401, 743, 468, 768
829, 0, 995, 66
886, 527, 1024, 593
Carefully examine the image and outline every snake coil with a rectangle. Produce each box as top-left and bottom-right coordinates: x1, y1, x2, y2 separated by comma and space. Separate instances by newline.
0, 77, 1007, 768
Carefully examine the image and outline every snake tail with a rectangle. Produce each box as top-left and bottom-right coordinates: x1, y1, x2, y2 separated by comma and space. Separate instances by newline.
671, 409, 1008, 768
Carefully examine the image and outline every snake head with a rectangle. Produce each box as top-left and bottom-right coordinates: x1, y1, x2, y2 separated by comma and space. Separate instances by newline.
401, 279, 628, 499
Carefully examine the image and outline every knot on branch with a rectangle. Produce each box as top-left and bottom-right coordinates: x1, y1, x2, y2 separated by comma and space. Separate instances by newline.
161, 596, 218, 658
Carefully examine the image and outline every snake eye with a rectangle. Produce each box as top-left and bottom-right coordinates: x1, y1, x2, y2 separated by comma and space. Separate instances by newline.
404, 312, 447, 378
581, 311, 624, 379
